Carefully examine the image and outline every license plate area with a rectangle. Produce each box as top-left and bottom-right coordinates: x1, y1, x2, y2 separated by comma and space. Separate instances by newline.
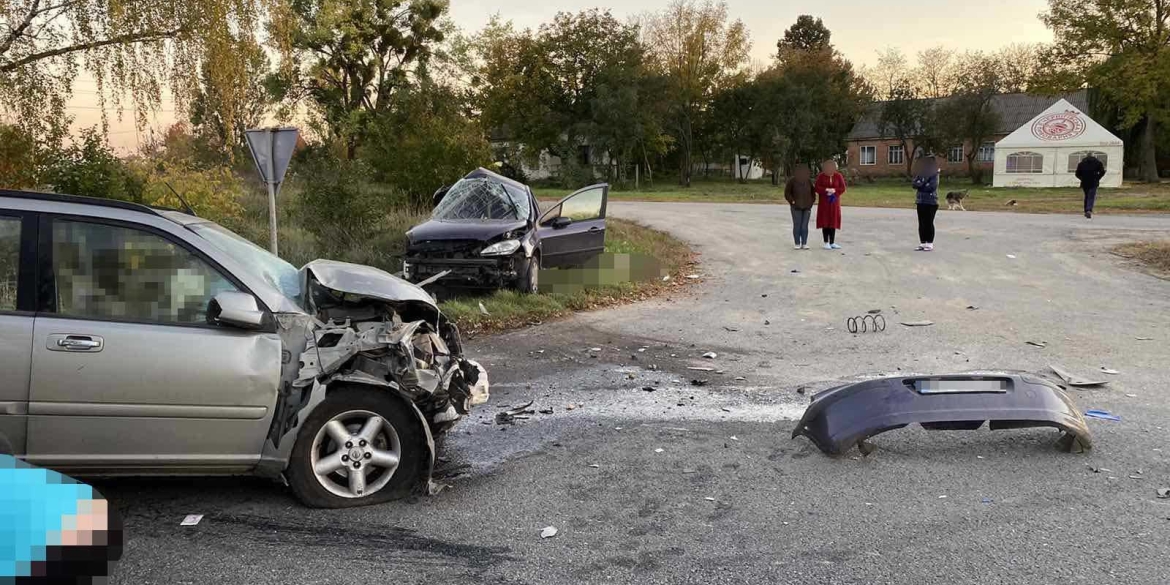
908, 377, 1011, 395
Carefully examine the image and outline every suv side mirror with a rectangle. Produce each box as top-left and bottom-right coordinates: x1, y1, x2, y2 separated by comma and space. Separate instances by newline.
551, 216, 572, 229
207, 291, 267, 330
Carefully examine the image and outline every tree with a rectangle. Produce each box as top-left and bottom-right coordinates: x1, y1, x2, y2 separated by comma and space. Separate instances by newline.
1040, 0, 1169, 181
708, 75, 762, 181
767, 17, 870, 175
643, 0, 750, 186
477, 9, 657, 186
915, 46, 957, 98
878, 81, 931, 176
276, 0, 446, 158
0, 123, 46, 188
190, 37, 271, 161
939, 53, 1003, 184
1, 0, 267, 143
995, 43, 1040, 93
363, 82, 491, 207
777, 15, 831, 53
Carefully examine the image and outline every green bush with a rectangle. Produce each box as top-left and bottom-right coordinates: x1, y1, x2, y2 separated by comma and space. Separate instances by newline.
45, 130, 145, 202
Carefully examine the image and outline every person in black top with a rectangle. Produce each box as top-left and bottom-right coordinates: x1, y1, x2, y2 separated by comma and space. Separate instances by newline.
1075, 154, 1107, 219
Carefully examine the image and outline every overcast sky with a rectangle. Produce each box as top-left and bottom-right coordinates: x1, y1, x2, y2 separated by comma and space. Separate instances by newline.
89, 0, 1054, 152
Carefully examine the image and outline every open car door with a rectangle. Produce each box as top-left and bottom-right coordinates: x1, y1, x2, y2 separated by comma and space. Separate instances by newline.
537, 184, 608, 268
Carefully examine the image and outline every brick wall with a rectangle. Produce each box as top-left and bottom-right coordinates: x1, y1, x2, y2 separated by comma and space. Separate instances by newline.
845, 137, 1003, 178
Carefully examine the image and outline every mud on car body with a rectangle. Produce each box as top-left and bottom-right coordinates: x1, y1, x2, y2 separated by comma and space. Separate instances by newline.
0, 190, 487, 509
404, 167, 609, 293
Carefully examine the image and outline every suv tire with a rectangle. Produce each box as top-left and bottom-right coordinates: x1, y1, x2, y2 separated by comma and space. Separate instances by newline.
287, 387, 426, 508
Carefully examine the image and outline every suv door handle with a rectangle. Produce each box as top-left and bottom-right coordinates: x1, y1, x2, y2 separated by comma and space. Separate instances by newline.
588, 226, 602, 232
47, 334, 105, 352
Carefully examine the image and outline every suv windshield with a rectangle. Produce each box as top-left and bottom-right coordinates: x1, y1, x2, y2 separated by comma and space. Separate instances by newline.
188, 222, 302, 302
432, 178, 530, 221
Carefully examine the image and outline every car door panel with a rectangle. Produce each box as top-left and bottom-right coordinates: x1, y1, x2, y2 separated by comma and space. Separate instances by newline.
27, 317, 280, 469
538, 184, 608, 267
24, 216, 281, 472
0, 211, 35, 456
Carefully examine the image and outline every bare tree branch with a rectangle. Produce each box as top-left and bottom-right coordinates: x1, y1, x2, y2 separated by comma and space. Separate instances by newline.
0, 28, 184, 72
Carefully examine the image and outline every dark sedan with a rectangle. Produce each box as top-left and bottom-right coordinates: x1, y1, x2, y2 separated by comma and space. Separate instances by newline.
403, 168, 609, 293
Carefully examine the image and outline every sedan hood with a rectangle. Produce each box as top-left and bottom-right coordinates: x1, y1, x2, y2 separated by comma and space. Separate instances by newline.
301, 259, 436, 310
408, 219, 527, 245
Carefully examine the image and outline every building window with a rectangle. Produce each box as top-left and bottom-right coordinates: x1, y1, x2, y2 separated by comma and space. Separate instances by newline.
887, 145, 905, 165
1067, 151, 1108, 172
977, 142, 995, 163
860, 146, 876, 166
948, 145, 964, 163
1006, 151, 1044, 174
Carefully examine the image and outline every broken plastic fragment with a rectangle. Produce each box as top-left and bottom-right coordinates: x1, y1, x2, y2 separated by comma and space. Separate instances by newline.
687, 366, 715, 372
900, 320, 934, 327
1026, 340, 1048, 348
478, 302, 490, 316
540, 526, 558, 539
1099, 367, 1120, 375
1084, 409, 1121, 421
1157, 488, 1170, 499
704, 497, 716, 502
654, 448, 664, 453
1049, 364, 1108, 387
180, 514, 203, 526
702, 352, 717, 359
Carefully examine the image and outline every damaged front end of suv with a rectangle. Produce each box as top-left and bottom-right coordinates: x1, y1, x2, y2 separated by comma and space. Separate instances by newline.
261, 260, 488, 506
294, 260, 489, 432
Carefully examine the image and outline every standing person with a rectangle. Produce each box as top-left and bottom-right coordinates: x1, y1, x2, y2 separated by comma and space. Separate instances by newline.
814, 160, 846, 249
1075, 153, 1106, 219
912, 156, 940, 251
784, 164, 816, 249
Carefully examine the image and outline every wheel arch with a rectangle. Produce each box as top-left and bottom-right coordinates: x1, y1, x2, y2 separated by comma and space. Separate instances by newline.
275, 381, 436, 490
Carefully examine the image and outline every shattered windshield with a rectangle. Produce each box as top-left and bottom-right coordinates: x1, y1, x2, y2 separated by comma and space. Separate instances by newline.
432, 177, 531, 222
189, 222, 302, 302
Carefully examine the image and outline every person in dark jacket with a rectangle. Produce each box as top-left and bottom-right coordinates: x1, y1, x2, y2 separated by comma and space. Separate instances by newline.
1075, 154, 1106, 219
911, 156, 940, 251
784, 164, 816, 249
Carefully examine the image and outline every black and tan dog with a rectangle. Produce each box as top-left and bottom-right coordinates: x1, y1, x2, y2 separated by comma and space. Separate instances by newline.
945, 189, 968, 211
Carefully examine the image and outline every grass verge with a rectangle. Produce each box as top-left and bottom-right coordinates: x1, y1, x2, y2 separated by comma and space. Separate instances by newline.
534, 178, 1170, 214
1113, 241, 1170, 276
440, 218, 697, 335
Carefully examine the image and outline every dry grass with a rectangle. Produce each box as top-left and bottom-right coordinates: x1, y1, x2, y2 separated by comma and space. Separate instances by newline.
1113, 240, 1170, 275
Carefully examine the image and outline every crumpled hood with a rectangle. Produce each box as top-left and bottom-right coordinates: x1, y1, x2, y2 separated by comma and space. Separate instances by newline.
407, 219, 527, 246
301, 259, 436, 310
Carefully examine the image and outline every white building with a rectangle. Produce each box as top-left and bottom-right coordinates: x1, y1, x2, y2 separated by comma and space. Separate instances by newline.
993, 99, 1123, 188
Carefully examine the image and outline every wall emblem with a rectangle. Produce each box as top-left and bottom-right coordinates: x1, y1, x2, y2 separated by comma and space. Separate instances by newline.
1031, 110, 1086, 141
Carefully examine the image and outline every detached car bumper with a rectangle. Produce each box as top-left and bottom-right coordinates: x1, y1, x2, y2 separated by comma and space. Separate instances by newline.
404, 254, 520, 288
792, 374, 1092, 456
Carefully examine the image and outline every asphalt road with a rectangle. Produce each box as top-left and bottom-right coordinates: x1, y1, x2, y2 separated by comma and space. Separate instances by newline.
102, 204, 1170, 584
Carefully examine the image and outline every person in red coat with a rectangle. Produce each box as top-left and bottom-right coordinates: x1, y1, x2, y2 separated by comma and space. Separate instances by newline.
814, 160, 846, 249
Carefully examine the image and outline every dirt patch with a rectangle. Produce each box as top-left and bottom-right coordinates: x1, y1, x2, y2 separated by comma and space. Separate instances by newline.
1113, 240, 1170, 277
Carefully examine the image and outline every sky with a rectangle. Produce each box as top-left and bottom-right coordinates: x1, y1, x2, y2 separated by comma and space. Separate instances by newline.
85, 0, 1055, 152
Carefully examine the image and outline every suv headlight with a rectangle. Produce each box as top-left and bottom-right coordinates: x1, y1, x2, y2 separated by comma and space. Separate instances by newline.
480, 239, 521, 257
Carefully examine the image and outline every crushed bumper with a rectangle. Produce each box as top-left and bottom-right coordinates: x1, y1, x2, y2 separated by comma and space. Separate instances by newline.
792, 374, 1092, 456
405, 255, 518, 288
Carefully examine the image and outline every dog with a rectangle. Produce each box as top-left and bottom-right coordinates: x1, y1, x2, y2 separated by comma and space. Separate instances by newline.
945, 190, 968, 211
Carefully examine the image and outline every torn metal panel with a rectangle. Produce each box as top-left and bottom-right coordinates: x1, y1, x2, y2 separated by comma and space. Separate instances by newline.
792, 374, 1092, 456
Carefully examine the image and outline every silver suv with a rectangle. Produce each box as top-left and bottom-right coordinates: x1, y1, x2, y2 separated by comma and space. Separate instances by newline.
0, 190, 488, 507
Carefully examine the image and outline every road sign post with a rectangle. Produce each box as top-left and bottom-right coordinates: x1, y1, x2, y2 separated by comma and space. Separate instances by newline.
245, 127, 299, 255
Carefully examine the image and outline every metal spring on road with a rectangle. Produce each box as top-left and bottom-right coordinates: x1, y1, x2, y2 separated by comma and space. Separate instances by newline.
846, 314, 886, 333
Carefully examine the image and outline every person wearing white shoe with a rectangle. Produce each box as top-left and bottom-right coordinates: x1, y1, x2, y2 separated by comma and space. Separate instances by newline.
912, 156, 940, 251
784, 164, 815, 250
814, 160, 846, 249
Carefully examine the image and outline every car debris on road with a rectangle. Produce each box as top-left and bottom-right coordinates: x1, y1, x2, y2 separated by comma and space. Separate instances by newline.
792, 374, 1093, 456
